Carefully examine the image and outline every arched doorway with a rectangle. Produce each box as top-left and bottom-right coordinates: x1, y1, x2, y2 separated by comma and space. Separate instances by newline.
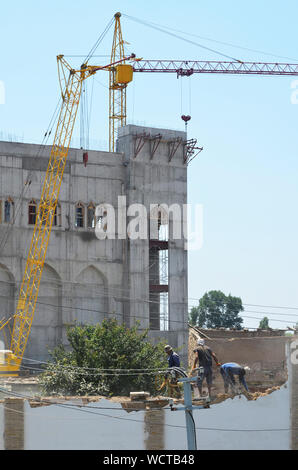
0, 263, 15, 349
73, 266, 108, 325
26, 264, 62, 361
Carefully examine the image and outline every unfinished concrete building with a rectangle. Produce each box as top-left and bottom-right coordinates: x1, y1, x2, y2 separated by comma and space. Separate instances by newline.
0, 125, 190, 364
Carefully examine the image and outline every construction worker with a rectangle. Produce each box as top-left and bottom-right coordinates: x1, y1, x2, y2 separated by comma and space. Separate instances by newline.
192, 338, 220, 397
164, 345, 180, 368
220, 362, 250, 393
164, 345, 182, 398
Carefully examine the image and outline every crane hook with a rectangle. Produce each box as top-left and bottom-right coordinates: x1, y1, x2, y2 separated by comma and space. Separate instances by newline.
181, 115, 191, 132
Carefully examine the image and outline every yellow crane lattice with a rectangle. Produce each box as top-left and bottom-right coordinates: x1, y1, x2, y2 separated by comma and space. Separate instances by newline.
0, 51, 134, 376
109, 12, 133, 152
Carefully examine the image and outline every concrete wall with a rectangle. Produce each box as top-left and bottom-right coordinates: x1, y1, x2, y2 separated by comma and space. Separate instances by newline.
0, 125, 189, 362
117, 125, 188, 363
0, 141, 126, 360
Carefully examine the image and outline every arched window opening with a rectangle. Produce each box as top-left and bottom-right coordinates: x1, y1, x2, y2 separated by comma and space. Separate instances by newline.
87, 203, 95, 228
75, 202, 84, 228
28, 200, 37, 225
53, 202, 61, 227
4, 198, 14, 223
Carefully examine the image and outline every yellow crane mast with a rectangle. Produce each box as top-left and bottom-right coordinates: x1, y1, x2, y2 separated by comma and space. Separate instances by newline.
0, 50, 134, 376
109, 12, 133, 152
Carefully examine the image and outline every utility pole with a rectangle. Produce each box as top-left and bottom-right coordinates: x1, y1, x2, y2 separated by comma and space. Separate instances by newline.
169, 376, 210, 450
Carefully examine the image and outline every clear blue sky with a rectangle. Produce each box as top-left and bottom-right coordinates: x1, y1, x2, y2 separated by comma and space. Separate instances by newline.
1, 0, 298, 329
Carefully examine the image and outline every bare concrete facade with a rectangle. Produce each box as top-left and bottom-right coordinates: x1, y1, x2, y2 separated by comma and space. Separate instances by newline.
0, 125, 188, 363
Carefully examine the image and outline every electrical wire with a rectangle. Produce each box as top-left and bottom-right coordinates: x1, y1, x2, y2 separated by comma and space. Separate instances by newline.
15, 354, 168, 371
20, 364, 168, 376
0, 292, 295, 330
0, 294, 296, 338
0, 281, 297, 326
21, 364, 168, 373
0, 264, 296, 317
0, 275, 298, 321
189, 297, 298, 311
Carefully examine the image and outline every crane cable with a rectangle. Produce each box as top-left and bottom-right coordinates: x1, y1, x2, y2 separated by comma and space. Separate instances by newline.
0, 17, 114, 254
0, 96, 62, 256
80, 17, 114, 156
123, 14, 298, 63
84, 17, 114, 64
122, 13, 242, 63
180, 74, 192, 117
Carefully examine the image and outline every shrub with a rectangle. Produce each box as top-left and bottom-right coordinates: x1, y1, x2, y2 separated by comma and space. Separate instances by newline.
39, 319, 168, 396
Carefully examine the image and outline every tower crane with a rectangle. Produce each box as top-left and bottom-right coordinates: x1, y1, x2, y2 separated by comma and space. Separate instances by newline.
0, 50, 134, 376
107, 14, 298, 151
1, 12, 298, 376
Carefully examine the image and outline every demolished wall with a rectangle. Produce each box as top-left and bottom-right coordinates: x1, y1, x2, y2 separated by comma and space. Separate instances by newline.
189, 328, 291, 393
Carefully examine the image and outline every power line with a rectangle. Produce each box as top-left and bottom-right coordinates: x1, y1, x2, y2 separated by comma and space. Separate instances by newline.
18, 355, 169, 371
0, 266, 297, 316
20, 364, 168, 376
189, 297, 298, 312
0, 292, 295, 330
0, 289, 296, 335
0, 276, 297, 322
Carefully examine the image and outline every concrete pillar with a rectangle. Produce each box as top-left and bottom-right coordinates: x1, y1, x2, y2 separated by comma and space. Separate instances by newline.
4, 398, 24, 450
144, 409, 165, 450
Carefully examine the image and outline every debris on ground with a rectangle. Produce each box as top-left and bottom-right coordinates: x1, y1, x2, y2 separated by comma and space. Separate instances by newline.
130, 391, 150, 401
0, 376, 284, 409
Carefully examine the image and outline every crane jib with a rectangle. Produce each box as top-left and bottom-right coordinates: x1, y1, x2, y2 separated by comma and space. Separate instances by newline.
132, 60, 298, 76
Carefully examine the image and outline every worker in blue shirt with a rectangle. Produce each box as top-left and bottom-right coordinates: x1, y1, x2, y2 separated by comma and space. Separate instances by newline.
220, 362, 250, 393
164, 345, 182, 398
164, 345, 180, 368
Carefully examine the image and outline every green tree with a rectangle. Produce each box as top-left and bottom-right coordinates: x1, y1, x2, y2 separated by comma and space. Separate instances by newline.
188, 290, 244, 329
39, 319, 168, 397
259, 317, 270, 329
189, 306, 200, 326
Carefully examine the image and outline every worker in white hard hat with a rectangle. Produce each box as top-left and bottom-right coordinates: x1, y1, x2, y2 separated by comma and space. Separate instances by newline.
220, 363, 250, 393
192, 338, 221, 397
